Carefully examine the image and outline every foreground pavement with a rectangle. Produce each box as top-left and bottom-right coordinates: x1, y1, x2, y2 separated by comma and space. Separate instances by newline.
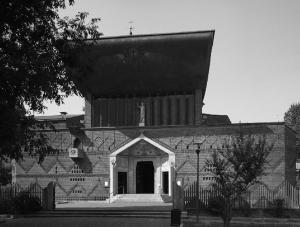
0, 217, 170, 227
3, 216, 300, 227
184, 216, 300, 227
56, 200, 172, 210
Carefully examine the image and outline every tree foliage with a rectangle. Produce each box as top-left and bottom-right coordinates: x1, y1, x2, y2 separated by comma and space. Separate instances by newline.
0, 161, 12, 185
0, 0, 101, 161
206, 133, 273, 227
284, 102, 300, 132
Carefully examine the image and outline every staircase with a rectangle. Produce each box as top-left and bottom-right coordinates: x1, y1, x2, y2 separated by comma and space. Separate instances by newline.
111, 193, 170, 203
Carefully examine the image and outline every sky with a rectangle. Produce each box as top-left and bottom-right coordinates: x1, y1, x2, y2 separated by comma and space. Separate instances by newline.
42, 0, 300, 123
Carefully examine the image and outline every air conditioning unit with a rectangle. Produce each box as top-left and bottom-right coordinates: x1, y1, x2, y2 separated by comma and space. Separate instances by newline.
68, 148, 83, 158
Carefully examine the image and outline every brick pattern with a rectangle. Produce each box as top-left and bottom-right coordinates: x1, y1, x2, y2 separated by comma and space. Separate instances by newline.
15, 123, 296, 200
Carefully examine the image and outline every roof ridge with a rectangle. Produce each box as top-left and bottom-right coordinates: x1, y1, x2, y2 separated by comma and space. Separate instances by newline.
84, 30, 215, 41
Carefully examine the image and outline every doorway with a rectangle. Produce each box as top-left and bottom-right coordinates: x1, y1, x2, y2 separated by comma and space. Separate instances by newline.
162, 171, 169, 194
118, 172, 127, 194
136, 161, 154, 193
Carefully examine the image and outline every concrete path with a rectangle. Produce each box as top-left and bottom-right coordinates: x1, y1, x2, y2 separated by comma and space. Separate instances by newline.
0, 217, 170, 227
3, 215, 300, 227
184, 216, 300, 227
56, 200, 172, 210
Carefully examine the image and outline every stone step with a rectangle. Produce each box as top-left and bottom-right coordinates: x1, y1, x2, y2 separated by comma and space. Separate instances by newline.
113, 194, 166, 203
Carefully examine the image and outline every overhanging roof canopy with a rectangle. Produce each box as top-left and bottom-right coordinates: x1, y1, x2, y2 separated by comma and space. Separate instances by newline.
69, 31, 215, 98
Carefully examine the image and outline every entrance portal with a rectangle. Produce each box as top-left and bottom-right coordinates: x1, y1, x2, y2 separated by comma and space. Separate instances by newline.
136, 161, 154, 193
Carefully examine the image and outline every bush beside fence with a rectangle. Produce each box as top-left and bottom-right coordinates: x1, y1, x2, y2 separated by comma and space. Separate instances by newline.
184, 181, 300, 211
0, 182, 55, 214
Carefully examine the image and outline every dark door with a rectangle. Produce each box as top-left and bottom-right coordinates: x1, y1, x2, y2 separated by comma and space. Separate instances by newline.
162, 171, 169, 194
136, 161, 154, 193
118, 172, 127, 194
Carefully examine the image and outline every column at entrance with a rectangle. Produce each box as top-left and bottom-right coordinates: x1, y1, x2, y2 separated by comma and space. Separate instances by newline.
109, 157, 117, 196
128, 157, 135, 193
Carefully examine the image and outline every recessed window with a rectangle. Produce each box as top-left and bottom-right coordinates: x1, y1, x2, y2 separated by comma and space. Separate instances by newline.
71, 165, 83, 174
70, 177, 85, 182
73, 138, 81, 149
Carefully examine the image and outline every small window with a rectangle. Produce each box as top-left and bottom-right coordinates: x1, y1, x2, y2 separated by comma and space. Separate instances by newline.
73, 138, 81, 149
71, 164, 83, 174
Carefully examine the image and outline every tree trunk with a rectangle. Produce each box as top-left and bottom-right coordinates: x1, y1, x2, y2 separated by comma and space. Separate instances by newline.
222, 199, 232, 227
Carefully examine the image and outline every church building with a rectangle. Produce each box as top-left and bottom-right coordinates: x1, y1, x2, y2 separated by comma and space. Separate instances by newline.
13, 31, 297, 201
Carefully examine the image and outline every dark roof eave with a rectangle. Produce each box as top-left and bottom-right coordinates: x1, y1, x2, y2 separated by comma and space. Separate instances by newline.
70, 30, 215, 98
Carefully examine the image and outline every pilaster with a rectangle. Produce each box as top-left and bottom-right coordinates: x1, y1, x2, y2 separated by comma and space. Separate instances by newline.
179, 95, 186, 125
162, 96, 169, 125
170, 96, 177, 125
145, 97, 152, 126
194, 89, 203, 125
84, 93, 92, 128
154, 97, 160, 125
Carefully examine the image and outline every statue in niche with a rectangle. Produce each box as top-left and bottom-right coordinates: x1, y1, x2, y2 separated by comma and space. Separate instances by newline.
138, 102, 145, 126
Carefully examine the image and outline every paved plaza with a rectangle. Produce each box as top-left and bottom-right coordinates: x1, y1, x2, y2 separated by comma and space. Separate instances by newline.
55, 200, 172, 209
0, 217, 170, 227
3, 216, 300, 227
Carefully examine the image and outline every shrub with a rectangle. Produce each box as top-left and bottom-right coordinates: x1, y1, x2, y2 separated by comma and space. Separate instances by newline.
13, 192, 42, 214
0, 198, 14, 214
233, 197, 251, 217
240, 202, 251, 217
207, 196, 224, 215
184, 197, 206, 214
272, 198, 285, 218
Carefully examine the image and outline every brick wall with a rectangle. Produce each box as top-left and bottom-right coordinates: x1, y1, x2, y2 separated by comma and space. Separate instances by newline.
15, 123, 296, 200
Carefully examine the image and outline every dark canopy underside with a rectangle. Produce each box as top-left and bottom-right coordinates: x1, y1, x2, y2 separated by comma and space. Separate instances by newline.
70, 31, 215, 98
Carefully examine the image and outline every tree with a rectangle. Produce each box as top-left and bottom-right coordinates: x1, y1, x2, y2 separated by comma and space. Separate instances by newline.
0, 0, 101, 162
0, 161, 11, 185
285, 103, 300, 178
206, 133, 273, 227
284, 103, 300, 132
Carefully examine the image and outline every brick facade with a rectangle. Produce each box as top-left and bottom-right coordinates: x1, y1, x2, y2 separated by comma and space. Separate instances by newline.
15, 122, 296, 200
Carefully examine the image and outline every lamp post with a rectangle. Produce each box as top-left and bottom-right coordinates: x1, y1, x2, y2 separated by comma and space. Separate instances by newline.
171, 161, 181, 227
171, 161, 175, 209
195, 147, 200, 223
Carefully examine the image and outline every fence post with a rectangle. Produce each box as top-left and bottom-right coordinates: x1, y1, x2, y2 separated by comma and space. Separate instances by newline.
174, 183, 184, 210
48, 182, 55, 211
42, 187, 48, 210
42, 182, 55, 211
